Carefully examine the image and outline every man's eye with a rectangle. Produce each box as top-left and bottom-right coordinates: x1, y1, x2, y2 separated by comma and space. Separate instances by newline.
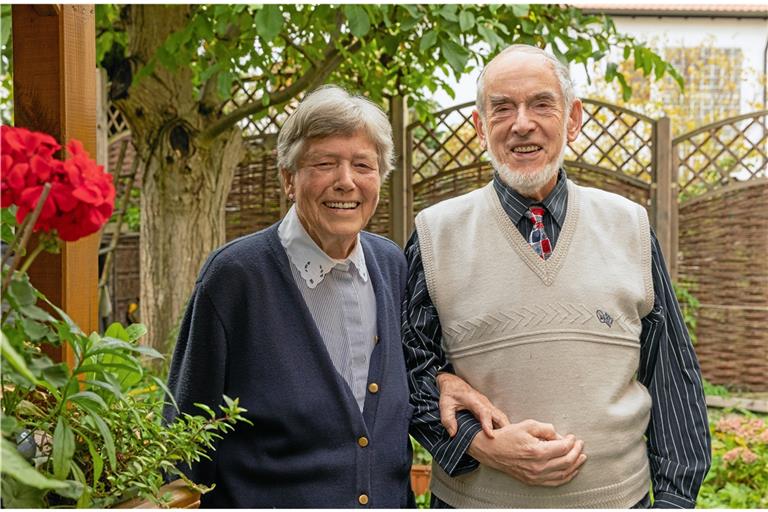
316, 162, 334, 168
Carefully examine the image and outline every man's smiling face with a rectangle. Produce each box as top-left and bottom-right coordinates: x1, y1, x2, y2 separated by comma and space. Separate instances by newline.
473, 50, 582, 198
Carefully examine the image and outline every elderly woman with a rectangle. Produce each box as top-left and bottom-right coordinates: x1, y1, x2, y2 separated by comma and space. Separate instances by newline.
165, 85, 416, 507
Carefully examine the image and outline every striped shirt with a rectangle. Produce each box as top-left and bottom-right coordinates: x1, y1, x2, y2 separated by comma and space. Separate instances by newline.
403, 170, 711, 508
279, 205, 377, 412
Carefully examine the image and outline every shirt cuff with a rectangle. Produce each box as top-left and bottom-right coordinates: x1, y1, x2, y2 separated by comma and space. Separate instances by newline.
652, 491, 696, 509
437, 411, 483, 476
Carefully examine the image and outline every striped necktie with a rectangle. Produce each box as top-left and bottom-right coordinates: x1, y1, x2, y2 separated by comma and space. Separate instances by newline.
525, 206, 552, 260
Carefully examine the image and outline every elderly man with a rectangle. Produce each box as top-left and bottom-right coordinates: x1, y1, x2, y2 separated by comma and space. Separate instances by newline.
404, 45, 711, 508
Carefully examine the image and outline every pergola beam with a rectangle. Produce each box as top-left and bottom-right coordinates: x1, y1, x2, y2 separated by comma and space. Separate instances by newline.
12, 4, 99, 365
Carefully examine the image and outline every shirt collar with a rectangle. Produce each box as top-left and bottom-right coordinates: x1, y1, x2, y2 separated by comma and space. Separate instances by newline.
492, 168, 569, 228
277, 205, 369, 289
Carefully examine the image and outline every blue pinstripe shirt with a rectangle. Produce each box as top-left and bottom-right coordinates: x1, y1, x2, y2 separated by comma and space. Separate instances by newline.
403, 170, 711, 508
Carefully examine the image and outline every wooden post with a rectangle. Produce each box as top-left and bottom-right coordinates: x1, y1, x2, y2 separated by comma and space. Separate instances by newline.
389, 95, 412, 247
652, 116, 677, 279
12, 4, 99, 366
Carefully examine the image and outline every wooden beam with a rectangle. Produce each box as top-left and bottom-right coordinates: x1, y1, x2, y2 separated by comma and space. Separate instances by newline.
388, 95, 412, 247
12, 5, 99, 366
652, 116, 677, 279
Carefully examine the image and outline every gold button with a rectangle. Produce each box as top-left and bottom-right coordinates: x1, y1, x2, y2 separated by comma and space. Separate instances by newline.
374, 335, 379, 343
358, 436, 369, 447
358, 494, 369, 505
368, 383, 379, 394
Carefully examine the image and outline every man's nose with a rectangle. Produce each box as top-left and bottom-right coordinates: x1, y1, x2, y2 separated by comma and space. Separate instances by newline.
512, 107, 536, 135
333, 162, 355, 190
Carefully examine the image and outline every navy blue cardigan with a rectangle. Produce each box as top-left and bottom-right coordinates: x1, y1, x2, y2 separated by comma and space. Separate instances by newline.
164, 223, 413, 508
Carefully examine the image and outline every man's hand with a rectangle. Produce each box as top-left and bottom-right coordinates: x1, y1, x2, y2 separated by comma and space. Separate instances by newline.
437, 372, 510, 438
467, 419, 587, 487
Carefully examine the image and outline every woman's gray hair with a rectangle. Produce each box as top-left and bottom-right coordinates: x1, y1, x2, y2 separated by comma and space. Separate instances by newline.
277, 85, 395, 179
475, 44, 576, 118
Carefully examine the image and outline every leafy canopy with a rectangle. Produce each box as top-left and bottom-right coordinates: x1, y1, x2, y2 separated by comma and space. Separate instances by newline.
96, 4, 682, 135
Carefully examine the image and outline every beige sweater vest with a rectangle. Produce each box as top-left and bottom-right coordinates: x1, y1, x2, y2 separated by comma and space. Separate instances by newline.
415, 180, 655, 508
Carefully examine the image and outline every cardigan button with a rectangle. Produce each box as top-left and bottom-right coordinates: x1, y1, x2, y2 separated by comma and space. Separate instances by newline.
368, 383, 379, 394
358, 494, 369, 505
374, 335, 379, 343
357, 436, 369, 447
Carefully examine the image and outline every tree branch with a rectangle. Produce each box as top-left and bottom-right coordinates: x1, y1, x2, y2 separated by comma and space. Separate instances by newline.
199, 39, 362, 143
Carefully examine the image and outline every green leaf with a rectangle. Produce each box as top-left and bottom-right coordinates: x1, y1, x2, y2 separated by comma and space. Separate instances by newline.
86, 438, 104, 486
344, 5, 371, 38
255, 5, 283, 41
9, 277, 36, 306
438, 4, 458, 22
104, 322, 129, 341
1, 206, 17, 244
151, 375, 179, 412
216, 71, 235, 100
69, 390, 109, 410
440, 38, 470, 74
125, 323, 148, 343
1, 330, 40, 385
53, 417, 76, 480
512, 4, 530, 17
458, 10, 475, 32
419, 30, 438, 53
18, 303, 56, 322
1, 9, 12, 48
83, 410, 117, 471
22, 318, 50, 341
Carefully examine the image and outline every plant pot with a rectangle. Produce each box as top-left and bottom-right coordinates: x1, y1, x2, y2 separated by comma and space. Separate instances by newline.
410, 464, 432, 496
114, 479, 201, 509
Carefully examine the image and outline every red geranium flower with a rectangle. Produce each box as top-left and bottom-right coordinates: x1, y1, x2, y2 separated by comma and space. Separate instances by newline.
1, 125, 116, 242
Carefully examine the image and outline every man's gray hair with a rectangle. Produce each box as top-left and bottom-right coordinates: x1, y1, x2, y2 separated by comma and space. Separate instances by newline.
277, 85, 395, 179
475, 44, 576, 118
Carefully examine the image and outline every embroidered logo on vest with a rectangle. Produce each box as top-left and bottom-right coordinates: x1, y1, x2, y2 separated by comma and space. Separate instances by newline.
596, 309, 613, 327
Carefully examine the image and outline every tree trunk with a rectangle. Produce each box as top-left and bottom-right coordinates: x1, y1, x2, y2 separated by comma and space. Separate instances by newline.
115, 5, 244, 353
139, 132, 242, 353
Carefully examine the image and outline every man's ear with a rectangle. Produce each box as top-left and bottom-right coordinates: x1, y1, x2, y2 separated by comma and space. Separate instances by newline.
472, 110, 488, 150
566, 98, 583, 142
280, 168, 294, 197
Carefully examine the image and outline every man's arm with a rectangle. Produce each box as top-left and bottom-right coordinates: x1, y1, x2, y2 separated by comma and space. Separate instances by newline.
639, 230, 712, 508
402, 230, 486, 476
403, 230, 585, 484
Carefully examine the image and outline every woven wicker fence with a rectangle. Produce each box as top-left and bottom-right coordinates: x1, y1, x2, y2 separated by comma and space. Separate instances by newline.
675, 111, 768, 391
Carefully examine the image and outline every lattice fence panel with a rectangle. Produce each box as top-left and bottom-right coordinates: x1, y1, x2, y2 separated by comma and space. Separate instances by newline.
675, 111, 768, 200
409, 99, 655, 215
677, 181, 768, 391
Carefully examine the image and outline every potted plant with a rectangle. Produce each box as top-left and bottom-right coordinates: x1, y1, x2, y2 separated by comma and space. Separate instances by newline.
0, 126, 248, 507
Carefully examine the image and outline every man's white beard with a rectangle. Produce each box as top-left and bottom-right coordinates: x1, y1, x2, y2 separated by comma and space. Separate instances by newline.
489, 141, 567, 197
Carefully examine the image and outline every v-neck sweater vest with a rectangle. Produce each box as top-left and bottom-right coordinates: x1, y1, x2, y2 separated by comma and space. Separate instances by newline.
415, 180, 655, 508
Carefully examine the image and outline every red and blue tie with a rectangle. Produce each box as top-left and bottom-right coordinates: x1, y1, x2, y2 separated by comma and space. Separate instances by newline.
525, 206, 552, 260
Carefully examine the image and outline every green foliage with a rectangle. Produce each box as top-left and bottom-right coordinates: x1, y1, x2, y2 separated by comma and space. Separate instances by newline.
672, 279, 700, 343
697, 411, 768, 508
1, 3, 13, 124
415, 490, 431, 509
95, 4, 677, 127
1, 209, 249, 507
703, 379, 731, 398
411, 436, 433, 465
